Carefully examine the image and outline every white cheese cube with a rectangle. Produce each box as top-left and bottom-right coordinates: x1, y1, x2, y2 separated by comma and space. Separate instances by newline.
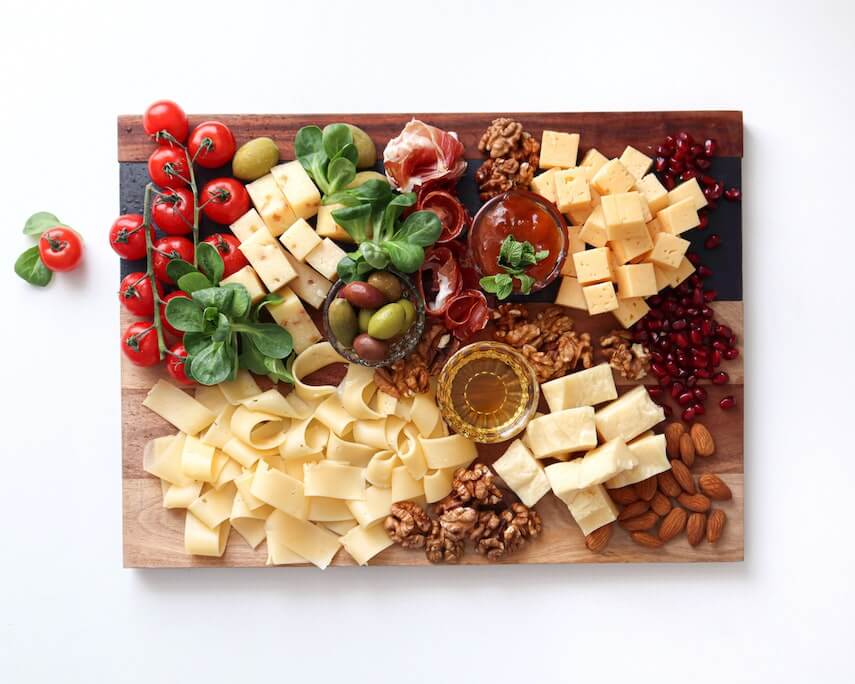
611, 297, 650, 328
595, 385, 665, 443
280, 218, 321, 261
564, 484, 619, 536
540, 131, 580, 169
524, 407, 597, 459
583, 282, 619, 314
531, 168, 558, 203
541, 363, 617, 413
271, 161, 322, 220
648, 232, 690, 270
246, 174, 297, 236
579, 148, 609, 175
267, 286, 322, 354
579, 204, 608, 247
220, 265, 266, 304
667, 177, 708, 211
316, 204, 354, 243
305, 238, 346, 281
635, 174, 669, 214
606, 434, 671, 488
545, 438, 637, 502
238, 226, 297, 292
492, 440, 551, 507
591, 159, 635, 195
229, 209, 267, 244
619, 145, 653, 180
657, 197, 700, 235
281, 252, 332, 309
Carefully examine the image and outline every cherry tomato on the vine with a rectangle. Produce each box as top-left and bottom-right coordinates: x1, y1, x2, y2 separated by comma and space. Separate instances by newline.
160, 291, 191, 338
200, 178, 250, 225
121, 321, 161, 367
143, 100, 189, 145
109, 214, 153, 260
118, 271, 162, 317
148, 146, 191, 188
188, 121, 236, 169
152, 236, 194, 284
166, 343, 194, 385
152, 188, 194, 235
39, 227, 84, 272
202, 233, 247, 278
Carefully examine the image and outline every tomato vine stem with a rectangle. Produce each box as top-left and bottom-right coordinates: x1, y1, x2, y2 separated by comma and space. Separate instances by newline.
142, 183, 167, 358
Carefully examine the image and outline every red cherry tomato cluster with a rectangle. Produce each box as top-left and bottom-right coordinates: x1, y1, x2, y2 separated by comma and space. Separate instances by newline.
116, 99, 244, 383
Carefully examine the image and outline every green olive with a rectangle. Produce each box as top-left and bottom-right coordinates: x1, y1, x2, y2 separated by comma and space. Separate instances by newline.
367, 271, 403, 302
346, 125, 377, 169
328, 298, 358, 347
232, 137, 280, 181
358, 307, 375, 333
397, 299, 416, 332
345, 170, 387, 189
367, 303, 405, 340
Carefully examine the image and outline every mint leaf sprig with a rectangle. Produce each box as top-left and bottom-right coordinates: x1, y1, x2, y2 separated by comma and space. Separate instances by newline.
480, 235, 549, 300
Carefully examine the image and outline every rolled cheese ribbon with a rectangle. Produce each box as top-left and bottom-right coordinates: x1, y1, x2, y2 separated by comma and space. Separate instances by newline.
396, 424, 427, 481
340, 365, 384, 421
231, 406, 289, 450
292, 342, 347, 402
365, 450, 399, 488
423, 468, 455, 503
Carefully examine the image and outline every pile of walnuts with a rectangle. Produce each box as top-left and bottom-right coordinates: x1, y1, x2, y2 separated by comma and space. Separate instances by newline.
374, 320, 459, 398
492, 304, 594, 382
384, 464, 543, 563
475, 118, 540, 201
599, 330, 651, 381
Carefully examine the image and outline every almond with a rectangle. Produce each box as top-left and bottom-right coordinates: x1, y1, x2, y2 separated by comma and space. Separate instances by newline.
658, 470, 682, 497
706, 509, 727, 544
670, 459, 696, 494
677, 492, 711, 513
658, 507, 688, 542
630, 531, 663, 548
585, 523, 613, 553
608, 486, 638, 505
690, 423, 716, 457
618, 500, 650, 521
619, 511, 659, 532
679, 433, 696, 468
698, 473, 732, 501
687, 513, 706, 546
664, 422, 685, 459
650, 492, 672, 517
634, 476, 658, 502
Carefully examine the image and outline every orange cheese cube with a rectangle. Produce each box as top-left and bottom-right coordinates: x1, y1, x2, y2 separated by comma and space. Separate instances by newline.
602, 192, 648, 241
614, 263, 658, 299
619, 146, 653, 180
531, 169, 558, 203
579, 204, 608, 247
583, 282, 619, 315
573, 247, 614, 285
555, 170, 592, 215
612, 298, 650, 328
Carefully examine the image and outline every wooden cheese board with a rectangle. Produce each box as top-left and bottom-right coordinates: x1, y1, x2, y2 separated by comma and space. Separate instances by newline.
119, 111, 744, 567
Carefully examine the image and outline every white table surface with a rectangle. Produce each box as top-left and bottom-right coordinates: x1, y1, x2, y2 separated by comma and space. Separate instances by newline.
1, 0, 853, 681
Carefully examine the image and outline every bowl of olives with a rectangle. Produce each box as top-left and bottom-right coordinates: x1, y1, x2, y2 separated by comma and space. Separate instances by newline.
323, 269, 425, 367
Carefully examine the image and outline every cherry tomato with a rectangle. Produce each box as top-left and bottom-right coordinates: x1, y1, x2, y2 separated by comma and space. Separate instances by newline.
152, 188, 194, 235
202, 233, 247, 278
166, 343, 194, 385
160, 291, 191, 338
39, 227, 84, 272
152, 236, 194, 284
121, 321, 161, 367
109, 214, 153, 260
188, 121, 236, 169
200, 178, 250, 225
118, 271, 162, 316
143, 100, 189, 145
148, 146, 191, 188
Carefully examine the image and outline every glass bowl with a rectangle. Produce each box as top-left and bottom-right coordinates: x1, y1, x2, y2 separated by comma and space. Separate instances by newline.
468, 189, 568, 293
322, 269, 426, 369
436, 341, 540, 443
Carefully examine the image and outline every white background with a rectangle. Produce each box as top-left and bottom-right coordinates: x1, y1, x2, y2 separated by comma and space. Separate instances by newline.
1, 0, 852, 681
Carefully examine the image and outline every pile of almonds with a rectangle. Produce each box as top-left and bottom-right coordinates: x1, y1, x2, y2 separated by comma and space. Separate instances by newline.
585, 422, 731, 552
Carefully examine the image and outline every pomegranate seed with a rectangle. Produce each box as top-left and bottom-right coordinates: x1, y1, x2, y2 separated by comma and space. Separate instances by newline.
673, 333, 689, 349
711, 349, 722, 367
703, 138, 717, 156
689, 144, 703, 158
680, 169, 698, 182
651, 362, 667, 378
670, 382, 685, 398
663, 174, 676, 190
689, 274, 703, 288
710, 182, 724, 199
701, 320, 714, 336
672, 318, 687, 331
724, 187, 741, 202
647, 386, 664, 399
686, 307, 699, 317
696, 368, 713, 379
677, 131, 694, 145
706, 198, 717, 210
712, 371, 729, 385
704, 234, 722, 249
656, 338, 671, 353
676, 351, 691, 368
686, 252, 701, 266
659, 374, 673, 387
632, 329, 649, 343
692, 356, 708, 369
681, 407, 696, 423
661, 320, 671, 332
724, 347, 740, 360
692, 288, 704, 306
664, 135, 675, 147
690, 329, 703, 345
698, 265, 713, 278
693, 387, 708, 401
677, 282, 692, 294
663, 404, 674, 418
677, 391, 694, 407
701, 306, 714, 319
651, 351, 665, 364
646, 319, 661, 332
716, 324, 733, 338
655, 156, 668, 172
674, 305, 686, 317
719, 395, 736, 410
695, 157, 711, 170
649, 295, 663, 307
673, 146, 687, 162
666, 361, 681, 377
704, 289, 717, 302
713, 340, 728, 352
698, 213, 709, 230
692, 403, 706, 416
668, 159, 685, 174
657, 145, 674, 157
700, 174, 717, 187
648, 308, 664, 320
685, 374, 697, 388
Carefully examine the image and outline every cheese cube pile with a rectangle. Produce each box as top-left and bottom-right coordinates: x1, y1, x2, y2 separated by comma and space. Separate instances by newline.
536, 131, 704, 329
492, 361, 669, 538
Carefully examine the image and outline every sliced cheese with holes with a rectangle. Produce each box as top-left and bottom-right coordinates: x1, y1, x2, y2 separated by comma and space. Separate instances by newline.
267, 286, 322, 353
246, 174, 297, 236
238, 226, 298, 292
281, 252, 332, 309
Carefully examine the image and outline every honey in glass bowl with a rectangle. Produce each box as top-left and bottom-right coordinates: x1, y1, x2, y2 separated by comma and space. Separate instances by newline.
436, 342, 539, 444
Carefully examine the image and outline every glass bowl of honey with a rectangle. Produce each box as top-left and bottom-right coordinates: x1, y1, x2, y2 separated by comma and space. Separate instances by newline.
436, 341, 539, 444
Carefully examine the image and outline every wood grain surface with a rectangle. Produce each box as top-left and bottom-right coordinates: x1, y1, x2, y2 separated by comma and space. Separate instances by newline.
117, 111, 743, 162
119, 111, 744, 568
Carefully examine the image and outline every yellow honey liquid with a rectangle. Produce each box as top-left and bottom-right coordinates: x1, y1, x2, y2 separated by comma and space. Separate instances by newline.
438, 345, 535, 442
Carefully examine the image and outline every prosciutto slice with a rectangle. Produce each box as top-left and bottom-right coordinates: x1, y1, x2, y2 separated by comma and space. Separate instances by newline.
383, 119, 467, 193
445, 289, 490, 341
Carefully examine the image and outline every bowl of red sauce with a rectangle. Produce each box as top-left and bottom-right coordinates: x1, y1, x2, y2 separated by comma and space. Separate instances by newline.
468, 189, 568, 293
